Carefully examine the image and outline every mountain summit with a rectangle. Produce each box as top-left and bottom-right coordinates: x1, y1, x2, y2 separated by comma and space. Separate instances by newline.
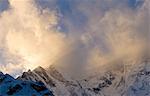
0, 72, 54, 96
17, 59, 150, 96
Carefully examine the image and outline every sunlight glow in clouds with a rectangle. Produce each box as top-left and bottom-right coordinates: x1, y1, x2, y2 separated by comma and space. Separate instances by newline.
0, 0, 149, 76
0, 0, 67, 75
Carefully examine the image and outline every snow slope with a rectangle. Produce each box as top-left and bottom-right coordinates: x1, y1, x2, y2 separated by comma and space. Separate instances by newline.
18, 59, 150, 96
0, 72, 54, 96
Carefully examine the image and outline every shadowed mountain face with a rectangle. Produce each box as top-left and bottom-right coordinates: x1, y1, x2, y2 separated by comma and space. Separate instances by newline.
0, 72, 54, 96
17, 59, 150, 96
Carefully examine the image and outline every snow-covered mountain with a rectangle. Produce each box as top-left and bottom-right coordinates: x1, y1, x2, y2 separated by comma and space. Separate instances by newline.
0, 72, 54, 96
17, 59, 150, 96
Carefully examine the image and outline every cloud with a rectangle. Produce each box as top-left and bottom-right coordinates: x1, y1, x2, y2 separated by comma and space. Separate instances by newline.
53, 0, 149, 77
0, 0, 68, 75
0, 0, 149, 77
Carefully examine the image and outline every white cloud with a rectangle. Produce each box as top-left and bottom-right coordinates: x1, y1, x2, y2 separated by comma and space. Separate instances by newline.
0, 0, 149, 77
0, 0, 68, 75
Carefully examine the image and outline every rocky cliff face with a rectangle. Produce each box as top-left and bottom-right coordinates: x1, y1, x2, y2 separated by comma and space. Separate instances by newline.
0, 72, 54, 96
17, 59, 150, 96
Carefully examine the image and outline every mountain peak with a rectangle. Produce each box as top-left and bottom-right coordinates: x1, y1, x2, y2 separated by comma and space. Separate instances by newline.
34, 66, 45, 72
0, 72, 54, 96
17, 60, 150, 96
0, 72, 3, 75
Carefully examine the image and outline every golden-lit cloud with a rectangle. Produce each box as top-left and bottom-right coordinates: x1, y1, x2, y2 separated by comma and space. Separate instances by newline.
0, 0, 68, 74
71, 0, 149, 73
0, 0, 149, 77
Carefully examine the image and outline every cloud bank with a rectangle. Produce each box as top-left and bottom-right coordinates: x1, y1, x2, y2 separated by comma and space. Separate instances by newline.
0, 0, 68, 76
0, 0, 149, 77
52, 0, 149, 76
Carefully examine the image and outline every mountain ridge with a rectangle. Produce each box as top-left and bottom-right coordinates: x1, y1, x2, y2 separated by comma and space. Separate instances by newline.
0, 71, 54, 96
17, 59, 150, 96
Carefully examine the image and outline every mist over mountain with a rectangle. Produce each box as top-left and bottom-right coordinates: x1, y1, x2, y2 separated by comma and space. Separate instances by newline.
0, 0, 149, 77
0, 0, 149, 96
16, 59, 150, 96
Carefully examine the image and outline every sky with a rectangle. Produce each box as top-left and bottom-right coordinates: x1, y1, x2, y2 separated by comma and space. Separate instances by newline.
0, 0, 149, 77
